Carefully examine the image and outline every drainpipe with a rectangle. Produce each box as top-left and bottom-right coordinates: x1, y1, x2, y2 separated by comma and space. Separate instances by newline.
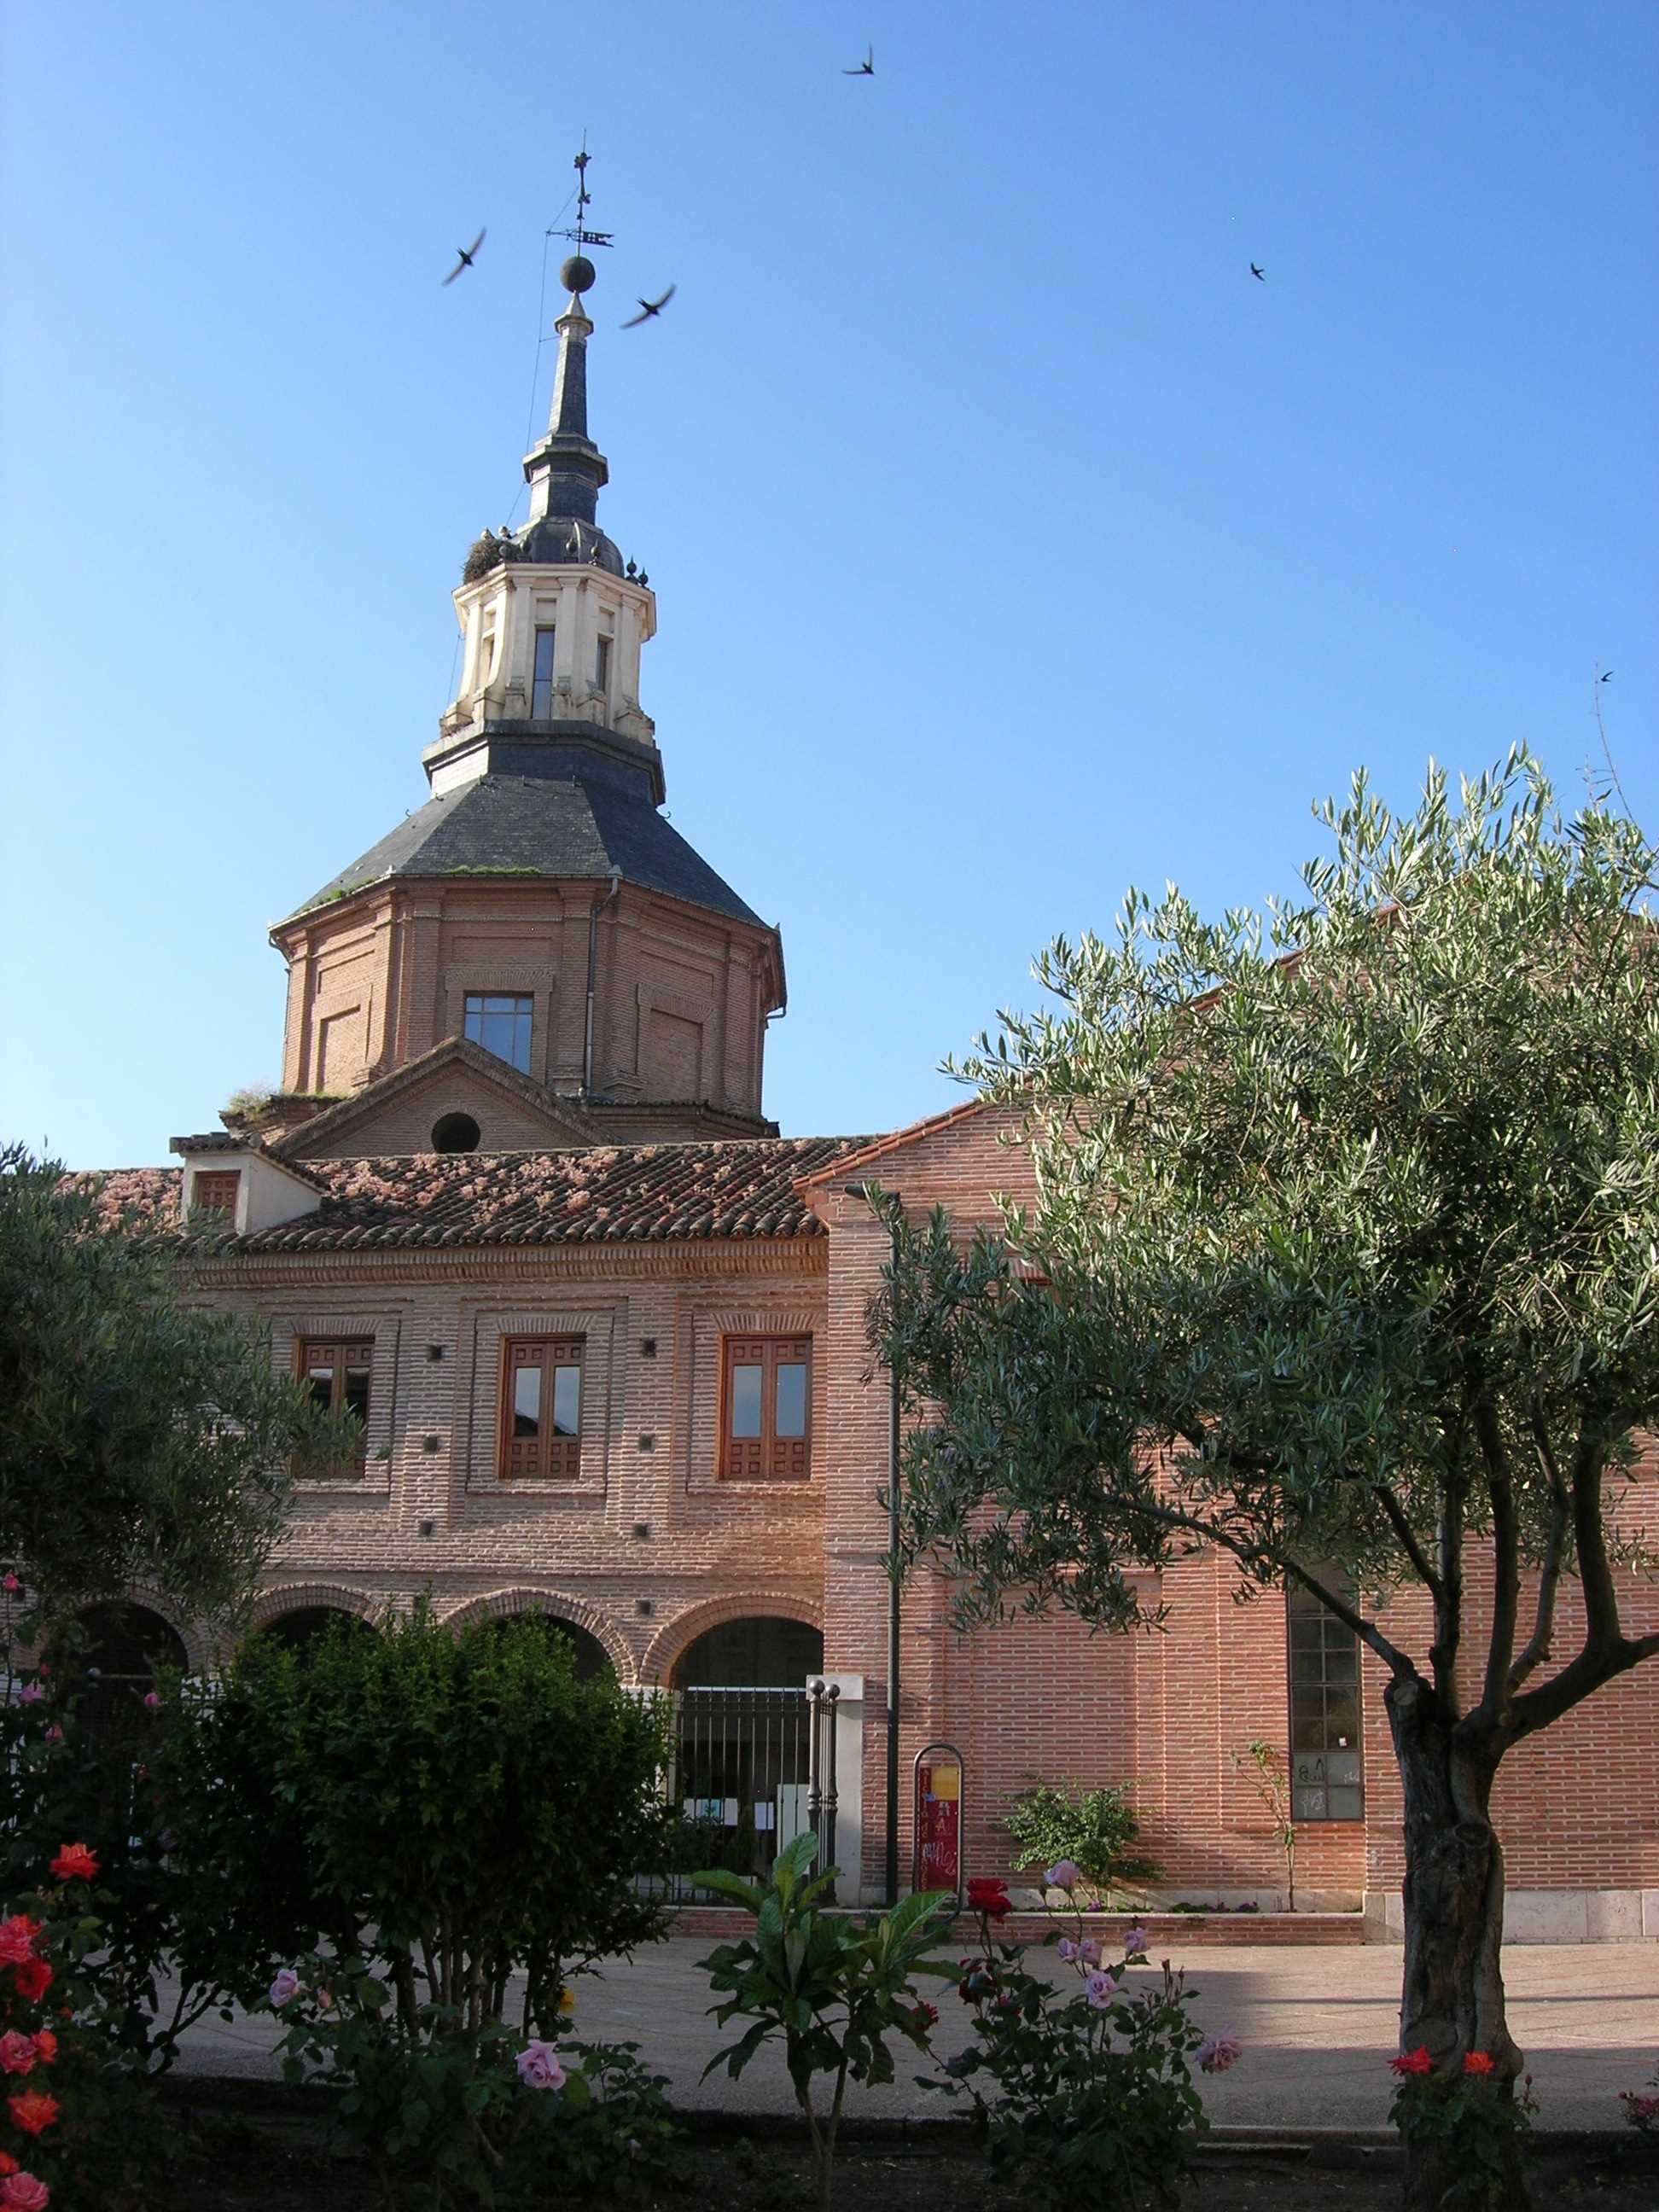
582, 867, 622, 1098
845, 1182, 904, 1902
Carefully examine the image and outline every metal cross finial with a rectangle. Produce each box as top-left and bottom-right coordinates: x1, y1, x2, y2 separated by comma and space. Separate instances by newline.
553, 137, 614, 252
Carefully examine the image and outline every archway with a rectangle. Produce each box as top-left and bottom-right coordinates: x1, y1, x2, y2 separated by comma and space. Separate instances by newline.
669, 1616, 826, 1890
255, 1605, 377, 1659
478, 1609, 615, 1685
62, 1602, 188, 1749
672, 1615, 824, 1688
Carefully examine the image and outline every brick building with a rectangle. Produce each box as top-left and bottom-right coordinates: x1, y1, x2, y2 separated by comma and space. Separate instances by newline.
89, 254, 1656, 1942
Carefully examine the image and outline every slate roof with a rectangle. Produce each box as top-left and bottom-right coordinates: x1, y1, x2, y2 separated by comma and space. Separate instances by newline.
79, 1138, 870, 1254
287, 774, 765, 928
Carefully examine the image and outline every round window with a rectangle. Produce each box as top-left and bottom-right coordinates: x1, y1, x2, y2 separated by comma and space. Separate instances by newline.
431, 1112, 481, 1154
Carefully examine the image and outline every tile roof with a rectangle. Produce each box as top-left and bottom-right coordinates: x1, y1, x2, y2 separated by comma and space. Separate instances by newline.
78, 1138, 870, 1254
285, 772, 767, 929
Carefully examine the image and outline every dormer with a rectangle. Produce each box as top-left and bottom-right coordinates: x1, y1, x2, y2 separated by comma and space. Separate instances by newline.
170, 1136, 324, 1236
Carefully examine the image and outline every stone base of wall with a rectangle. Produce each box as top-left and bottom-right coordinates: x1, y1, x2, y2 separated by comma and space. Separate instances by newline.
1365, 1888, 1659, 1943
667, 1905, 1367, 1946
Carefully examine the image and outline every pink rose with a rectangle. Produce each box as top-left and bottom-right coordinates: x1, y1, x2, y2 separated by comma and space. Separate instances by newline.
1057, 1937, 1080, 1962
16, 1686, 43, 1708
0, 2034, 34, 2077
515, 2039, 566, 2091
43, 1729, 62, 1748
1084, 1970, 1119, 2011
2, 1575, 20, 1594
0, 1919, 42, 1968
1, 2173, 51, 2210
1198, 2029, 1243, 2075
143, 1691, 163, 1712
268, 1969, 301, 2009
1078, 1937, 1103, 1966
1123, 1927, 1149, 1956
1045, 1860, 1081, 1891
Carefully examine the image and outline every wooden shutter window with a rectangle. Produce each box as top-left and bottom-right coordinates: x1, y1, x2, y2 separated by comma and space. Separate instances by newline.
500, 1337, 585, 1480
719, 1336, 812, 1480
296, 1338, 372, 1471
192, 1170, 241, 1218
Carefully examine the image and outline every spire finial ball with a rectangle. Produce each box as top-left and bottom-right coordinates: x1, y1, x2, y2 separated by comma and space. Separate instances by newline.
561, 254, 597, 294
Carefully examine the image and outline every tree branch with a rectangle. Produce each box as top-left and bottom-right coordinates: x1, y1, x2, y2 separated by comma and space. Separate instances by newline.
1508, 1400, 1571, 1691
1476, 1400, 1521, 1719
1110, 1492, 1418, 1679
1375, 1481, 1442, 1600
1430, 1446, 1467, 1711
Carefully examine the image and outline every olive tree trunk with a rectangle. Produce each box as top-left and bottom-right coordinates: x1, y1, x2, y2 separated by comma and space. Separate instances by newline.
1388, 1677, 1528, 2212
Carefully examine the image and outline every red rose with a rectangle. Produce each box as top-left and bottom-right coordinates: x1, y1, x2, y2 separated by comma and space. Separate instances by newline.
0, 1922, 41, 1970
26, 2036, 53, 2068
967, 1877, 1012, 1920
1390, 2046, 1434, 2076
4, 2091, 58, 2137
10, 1962, 50, 2005
49, 1842, 98, 1883
1463, 2051, 1494, 2077
0, 2154, 15, 2175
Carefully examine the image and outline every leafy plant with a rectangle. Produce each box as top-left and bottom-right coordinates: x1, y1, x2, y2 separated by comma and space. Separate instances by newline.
0, 1144, 354, 1621
1231, 1740, 1295, 1910
1388, 2048, 1539, 2210
1003, 1779, 1157, 1901
195, 1605, 678, 2038
874, 754, 1659, 2212
695, 1833, 954, 2212
1619, 2061, 1658, 2132
271, 1959, 684, 2209
925, 1885, 1220, 2209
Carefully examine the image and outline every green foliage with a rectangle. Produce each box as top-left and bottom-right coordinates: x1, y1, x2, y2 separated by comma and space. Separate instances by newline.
273, 1964, 684, 2208
0, 1631, 305, 2077
1231, 1740, 1295, 1909
0, 1144, 352, 1620
1388, 2057, 1540, 2209
927, 1898, 1211, 2209
696, 1833, 955, 2211
223, 1606, 674, 2022
1, 1852, 172, 2209
1002, 1779, 1157, 1897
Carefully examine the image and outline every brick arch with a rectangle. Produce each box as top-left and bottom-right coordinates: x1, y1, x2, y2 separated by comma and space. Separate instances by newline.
639, 1592, 824, 1687
247, 1582, 388, 1637
434, 1587, 636, 1684
83, 1587, 204, 1675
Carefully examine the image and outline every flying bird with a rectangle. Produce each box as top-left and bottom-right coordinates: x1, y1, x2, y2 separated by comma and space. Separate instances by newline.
1249, 263, 1266, 281
1599, 670, 1613, 682
621, 284, 677, 328
442, 230, 486, 285
844, 44, 874, 74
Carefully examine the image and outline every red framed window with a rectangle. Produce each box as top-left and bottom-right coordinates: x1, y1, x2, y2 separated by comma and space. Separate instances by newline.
297, 1339, 372, 1471
719, 1336, 811, 1480
192, 1170, 241, 1218
501, 1337, 585, 1479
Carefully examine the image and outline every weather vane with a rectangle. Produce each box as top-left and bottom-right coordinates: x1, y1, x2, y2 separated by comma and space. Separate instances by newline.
550, 139, 614, 252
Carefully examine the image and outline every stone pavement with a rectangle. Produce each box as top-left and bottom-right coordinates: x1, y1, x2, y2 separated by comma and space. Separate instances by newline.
170, 1936, 1657, 2135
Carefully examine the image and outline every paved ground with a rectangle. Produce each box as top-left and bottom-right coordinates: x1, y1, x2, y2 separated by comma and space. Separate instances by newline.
168, 1936, 1658, 2134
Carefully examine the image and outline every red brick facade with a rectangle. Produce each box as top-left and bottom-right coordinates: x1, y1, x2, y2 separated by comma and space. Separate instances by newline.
112, 1097, 1654, 1942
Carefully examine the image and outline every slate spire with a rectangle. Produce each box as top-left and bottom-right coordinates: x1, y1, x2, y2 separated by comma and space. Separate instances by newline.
523, 258, 609, 538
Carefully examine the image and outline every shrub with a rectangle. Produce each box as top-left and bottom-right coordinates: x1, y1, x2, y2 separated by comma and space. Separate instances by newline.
269, 1960, 684, 2205
696, 1834, 955, 2212
924, 1882, 1219, 2209
1387, 2047, 1540, 2209
1621, 2062, 1659, 2132
210, 1604, 678, 2030
1002, 1779, 1157, 1900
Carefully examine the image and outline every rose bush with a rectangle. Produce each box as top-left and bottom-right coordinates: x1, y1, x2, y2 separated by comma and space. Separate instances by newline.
1387, 2046, 1540, 2210
924, 1883, 1217, 2208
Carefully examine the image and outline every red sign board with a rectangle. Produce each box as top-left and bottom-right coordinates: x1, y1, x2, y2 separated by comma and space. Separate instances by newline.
913, 1743, 963, 1898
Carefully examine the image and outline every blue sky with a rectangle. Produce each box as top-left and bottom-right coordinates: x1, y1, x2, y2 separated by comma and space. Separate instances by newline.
3, 0, 1654, 1168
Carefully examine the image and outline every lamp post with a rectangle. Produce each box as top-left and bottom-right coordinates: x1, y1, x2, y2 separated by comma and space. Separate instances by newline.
844, 1182, 903, 1905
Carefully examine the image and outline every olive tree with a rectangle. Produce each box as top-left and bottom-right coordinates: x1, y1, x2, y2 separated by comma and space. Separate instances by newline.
0, 1144, 347, 1621
875, 754, 1657, 2211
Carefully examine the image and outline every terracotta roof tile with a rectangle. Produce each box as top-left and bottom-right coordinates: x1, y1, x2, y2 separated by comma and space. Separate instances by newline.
73, 1138, 870, 1254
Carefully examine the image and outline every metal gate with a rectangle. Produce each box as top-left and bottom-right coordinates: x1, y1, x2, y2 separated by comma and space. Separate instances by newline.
653, 1684, 840, 1902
